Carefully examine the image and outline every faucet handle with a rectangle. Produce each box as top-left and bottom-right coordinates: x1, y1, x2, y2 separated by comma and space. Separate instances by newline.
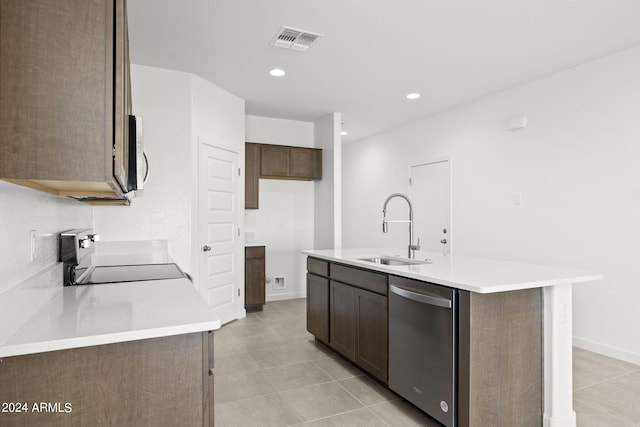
410, 238, 421, 251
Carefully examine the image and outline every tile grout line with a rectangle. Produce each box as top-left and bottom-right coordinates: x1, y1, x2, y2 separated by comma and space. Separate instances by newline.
310, 359, 362, 382
331, 375, 396, 426
574, 370, 640, 391
574, 396, 639, 426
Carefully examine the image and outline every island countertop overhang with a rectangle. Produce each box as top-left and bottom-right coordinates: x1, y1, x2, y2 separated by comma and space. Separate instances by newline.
302, 248, 602, 293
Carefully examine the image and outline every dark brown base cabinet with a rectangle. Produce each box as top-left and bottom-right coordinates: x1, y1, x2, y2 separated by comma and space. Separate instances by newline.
305, 256, 542, 427
306, 258, 388, 383
245, 246, 266, 311
306, 273, 329, 343
0, 332, 214, 427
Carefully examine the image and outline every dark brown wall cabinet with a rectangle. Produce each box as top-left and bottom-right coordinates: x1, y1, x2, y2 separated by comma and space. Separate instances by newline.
245, 142, 322, 209
306, 258, 388, 383
244, 143, 261, 209
0, 332, 215, 427
245, 246, 266, 311
0, 0, 132, 202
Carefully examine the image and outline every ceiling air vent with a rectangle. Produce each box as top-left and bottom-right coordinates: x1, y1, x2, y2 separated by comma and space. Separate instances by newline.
270, 26, 323, 52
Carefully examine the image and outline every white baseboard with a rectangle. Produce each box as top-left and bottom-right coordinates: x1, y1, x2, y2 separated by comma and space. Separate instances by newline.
266, 291, 306, 302
573, 336, 640, 366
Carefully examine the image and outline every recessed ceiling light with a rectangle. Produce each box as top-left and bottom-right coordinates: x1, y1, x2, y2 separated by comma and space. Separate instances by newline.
406, 93, 421, 100
269, 68, 286, 77
340, 131, 348, 136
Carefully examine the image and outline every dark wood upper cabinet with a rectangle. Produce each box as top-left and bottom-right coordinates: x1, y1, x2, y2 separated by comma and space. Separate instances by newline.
290, 147, 322, 179
260, 145, 290, 177
0, 0, 132, 201
245, 143, 260, 209
245, 142, 322, 209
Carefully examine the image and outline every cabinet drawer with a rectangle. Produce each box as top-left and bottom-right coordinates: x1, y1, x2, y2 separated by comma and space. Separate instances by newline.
307, 257, 329, 277
331, 263, 388, 295
245, 246, 265, 259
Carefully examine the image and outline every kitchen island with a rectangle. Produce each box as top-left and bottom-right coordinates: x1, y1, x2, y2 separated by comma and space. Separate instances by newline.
0, 258, 220, 426
303, 248, 602, 427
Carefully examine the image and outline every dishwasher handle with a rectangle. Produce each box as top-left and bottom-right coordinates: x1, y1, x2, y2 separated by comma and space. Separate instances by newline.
390, 284, 452, 308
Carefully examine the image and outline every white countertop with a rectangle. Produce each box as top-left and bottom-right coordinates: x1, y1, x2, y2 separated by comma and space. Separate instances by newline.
0, 240, 221, 358
245, 242, 266, 248
302, 248, 602, 293
0, 276, 220, 358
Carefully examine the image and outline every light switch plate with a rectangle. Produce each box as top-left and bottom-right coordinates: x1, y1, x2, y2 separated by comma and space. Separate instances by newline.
30, 229, 37, 260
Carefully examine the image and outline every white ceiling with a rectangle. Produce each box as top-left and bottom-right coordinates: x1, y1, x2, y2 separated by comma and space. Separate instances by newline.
128, 0, 640, 143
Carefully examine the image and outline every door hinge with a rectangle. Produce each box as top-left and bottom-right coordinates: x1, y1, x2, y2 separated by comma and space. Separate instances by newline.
409, 177, 412, 185
237, 288, 240, 297
238, 167, 241, 176
238, 228, 240, 236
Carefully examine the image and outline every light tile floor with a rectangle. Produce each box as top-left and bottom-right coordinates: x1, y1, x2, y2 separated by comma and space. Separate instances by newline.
214, 299, 640, 426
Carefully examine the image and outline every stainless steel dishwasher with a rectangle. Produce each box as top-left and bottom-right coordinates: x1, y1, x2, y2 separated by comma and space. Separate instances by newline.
388, 275, 457, 427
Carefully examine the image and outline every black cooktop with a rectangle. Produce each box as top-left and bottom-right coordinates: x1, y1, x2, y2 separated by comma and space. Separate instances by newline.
79, 263, 185, 284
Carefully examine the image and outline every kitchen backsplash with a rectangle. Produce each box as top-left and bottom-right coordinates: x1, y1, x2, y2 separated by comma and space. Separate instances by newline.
0, 181, 92, 295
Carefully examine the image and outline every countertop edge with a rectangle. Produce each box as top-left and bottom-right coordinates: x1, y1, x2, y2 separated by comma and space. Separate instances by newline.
0, 319, 221, 359
302, 249, 603, 293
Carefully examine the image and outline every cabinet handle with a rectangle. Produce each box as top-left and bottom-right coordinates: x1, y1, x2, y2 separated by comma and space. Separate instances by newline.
390, 284, 452, 308
208, 368, 214, 376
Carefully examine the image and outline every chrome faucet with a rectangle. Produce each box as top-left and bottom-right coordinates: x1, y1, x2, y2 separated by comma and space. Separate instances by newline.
382, 193, 420, 259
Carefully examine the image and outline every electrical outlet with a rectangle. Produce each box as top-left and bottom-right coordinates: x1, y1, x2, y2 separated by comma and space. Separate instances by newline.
273, 277, 285, 289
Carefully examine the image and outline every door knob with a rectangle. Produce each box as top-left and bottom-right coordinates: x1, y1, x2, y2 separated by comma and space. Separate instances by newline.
440, 239, 447, 244
202, 245, 212, 252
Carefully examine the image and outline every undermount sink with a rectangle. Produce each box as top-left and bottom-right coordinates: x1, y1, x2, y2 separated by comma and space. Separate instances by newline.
358, 256, 431, 266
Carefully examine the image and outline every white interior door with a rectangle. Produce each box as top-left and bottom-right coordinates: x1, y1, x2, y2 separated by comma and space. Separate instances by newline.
198, 141, 241, 325
409, 160, 451, 255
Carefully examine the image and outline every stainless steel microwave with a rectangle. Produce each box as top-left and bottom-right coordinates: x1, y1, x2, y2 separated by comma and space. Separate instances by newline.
126, 114, 146, 198
69, 115, 146, 204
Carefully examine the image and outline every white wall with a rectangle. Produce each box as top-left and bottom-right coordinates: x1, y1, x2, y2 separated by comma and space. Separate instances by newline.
343, 46, 640, 364
190, 74, 246, 286
314, 113, 342, 249
245, 115, 315, 301
0, 182, 93, 294
246, 115, 314, 147
93, 65, 194, 273
94, 66, 245, 285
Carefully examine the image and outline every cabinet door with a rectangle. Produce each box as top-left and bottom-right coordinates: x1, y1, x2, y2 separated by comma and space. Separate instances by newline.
290, 147, 321, 179
329, 280, 356, 361
0, 0, 114, 186
245, 143, 260, 209
0, 333, 205, 426
355, 288, 388, 383
260, 145, 289, 177
307, 273, 329, 343
245, 246, 265, 309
